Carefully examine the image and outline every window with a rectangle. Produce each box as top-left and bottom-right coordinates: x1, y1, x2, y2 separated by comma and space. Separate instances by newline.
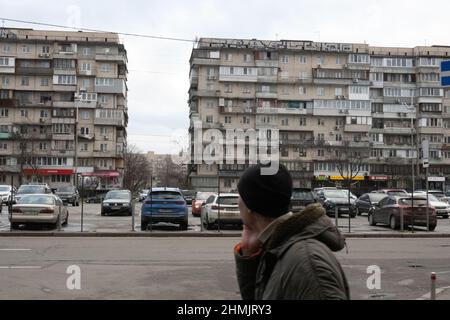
39, 143, 48, 151
100, 64, 111, 72
336, 134, 343, 141
0, 143, 7, 150
281, 117, 289, 126
336, 56, 341, 64
22, 45, 31, 53
317, 133, 325, 140
0, 57, 10, 66
317, 56, 324, 65
20, 109, 28, 118
318, 118, 325, 126
83, 47, 93, 55
42, 46, 50, 54
317, 87, 325, 96
80, 127, 90, 135
244, 54, 252, 62
2, 44, 10, 53
224, 84, 232, 93
99, 95, 108, 104
299, 55, 307, 64
281, 55, 289, 63
21, 77, 29, 86
1, 76, 9, 86
82, 79, 91, 88
54, 59, 75, 69
95, 78, 114, 86
78, 110, 89, 120
242, 85, 251, 94
53, 124, 72, 134
224, 116, 232, 124
224, 53, 232, 61
57, 75, 76, 85
317, 149, 325, 157
335, 87, 343, 96
82, 63, 91, 71
0, 109, 8, 118
40, 110, 49, 118
100, 144, 108, 152
206, 116, 213, 123
299, 71, 308, 79
300, 117, 306, 126
80, 143, 88, 152
40, 77, 49, 86
349, 54, 370, 64
299, 86, 306, 95
242, 116, 250, 124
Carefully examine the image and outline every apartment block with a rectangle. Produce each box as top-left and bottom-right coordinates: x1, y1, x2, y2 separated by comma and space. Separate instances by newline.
188, 38, 450, 192
0, 28, 127, 188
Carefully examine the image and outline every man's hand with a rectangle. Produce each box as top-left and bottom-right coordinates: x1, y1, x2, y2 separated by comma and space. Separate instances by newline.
241, 225, 262, 256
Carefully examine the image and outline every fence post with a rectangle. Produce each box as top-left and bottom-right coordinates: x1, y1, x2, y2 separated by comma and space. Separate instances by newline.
431, 272, 437, 300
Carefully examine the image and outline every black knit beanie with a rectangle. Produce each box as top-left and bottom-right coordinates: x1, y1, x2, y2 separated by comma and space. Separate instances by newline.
237, 163, 292, 218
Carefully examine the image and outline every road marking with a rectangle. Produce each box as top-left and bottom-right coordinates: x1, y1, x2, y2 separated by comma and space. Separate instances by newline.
0, 266, 41, 269
417, 286, 450, 300
0, 249, 32, 251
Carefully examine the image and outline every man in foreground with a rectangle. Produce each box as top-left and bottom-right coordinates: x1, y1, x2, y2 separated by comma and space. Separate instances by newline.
234, 163, 350, 300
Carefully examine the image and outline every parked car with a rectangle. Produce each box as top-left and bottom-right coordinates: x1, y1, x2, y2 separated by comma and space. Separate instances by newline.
290, 188, 316, 212
192, 192, 215, 217
55, 185, 80, 206
14, 184, 52, 203
139, 189, 149, 202
0, 185, 15, 205
85, 193, 106, 203
355, 193, 388, 216
141, 187, 188, 231
412, 192, 450, 219
181, 190, 196, 205
414, 190, 445, 199
201, 193, 241, 230
340, 189, 358, 201
101, 190, 132, 216
371, 189, 408, 196
10, 194, 69, 229
369, 195, 437, 231
318, 189, 357, 218
313, 187, 337, 199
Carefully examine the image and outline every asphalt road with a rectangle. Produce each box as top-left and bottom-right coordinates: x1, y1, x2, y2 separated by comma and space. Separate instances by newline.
0, 237, 450, 300
1, 202, 450, 234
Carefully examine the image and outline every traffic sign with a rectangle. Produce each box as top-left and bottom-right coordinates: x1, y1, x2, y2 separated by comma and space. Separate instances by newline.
441, 60, 450, 87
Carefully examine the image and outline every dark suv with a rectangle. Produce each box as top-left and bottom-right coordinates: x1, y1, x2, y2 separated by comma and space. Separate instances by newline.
290, 188, 316, 212
318, 189, 357, 218
56, 185, 80, 206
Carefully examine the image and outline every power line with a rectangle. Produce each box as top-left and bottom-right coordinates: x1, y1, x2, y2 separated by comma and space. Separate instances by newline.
0, 17, 196, 43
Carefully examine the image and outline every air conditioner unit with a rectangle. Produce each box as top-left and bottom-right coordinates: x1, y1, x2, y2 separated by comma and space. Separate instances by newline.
344, 64, 349, 68
353, 78, 359, 83
334, 126, 339, 130
104, 136, 109, 140
79, 87, 87, 92
397, 112, 402, 117
39, 118, 45, 123
339, 110, 344, 114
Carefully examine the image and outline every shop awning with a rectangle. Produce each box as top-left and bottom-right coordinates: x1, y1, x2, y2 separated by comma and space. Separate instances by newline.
81, 171, 119, 177
22, 169, 74, 175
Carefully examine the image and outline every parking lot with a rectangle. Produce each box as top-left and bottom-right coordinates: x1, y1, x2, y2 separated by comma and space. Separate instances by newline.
1, 201, 450, 234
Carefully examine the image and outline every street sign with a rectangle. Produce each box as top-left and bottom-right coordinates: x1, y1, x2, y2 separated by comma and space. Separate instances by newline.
441, 60, 450, 87
428, 176, 445, 182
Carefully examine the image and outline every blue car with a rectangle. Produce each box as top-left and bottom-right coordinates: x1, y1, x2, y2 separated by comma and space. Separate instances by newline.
140, 187, 188, 231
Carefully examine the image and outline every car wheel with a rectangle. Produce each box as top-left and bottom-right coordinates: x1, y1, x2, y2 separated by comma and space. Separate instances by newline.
368, 213, 377, 226
443, 215, 449, 219
179, 222, 188, 231
390, 215, 398, 230
11, 222, 20, 229
356, 208, 361, 216
141, 220, 148, 231
429, 224, 437, 231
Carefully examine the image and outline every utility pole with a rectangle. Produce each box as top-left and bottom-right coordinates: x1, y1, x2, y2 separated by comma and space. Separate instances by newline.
74, 105, 79, 187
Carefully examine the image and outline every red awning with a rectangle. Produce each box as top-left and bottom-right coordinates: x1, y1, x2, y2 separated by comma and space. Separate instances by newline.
81, 171, 119, 177
22, 169, 74, 176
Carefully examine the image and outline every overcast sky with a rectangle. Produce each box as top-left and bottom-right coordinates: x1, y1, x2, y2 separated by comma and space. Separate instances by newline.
2, 0, 450, 154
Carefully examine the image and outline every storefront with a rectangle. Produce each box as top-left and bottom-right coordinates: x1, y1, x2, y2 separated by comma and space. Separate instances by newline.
22, 169, 74, 187
368, 175, 390, 190
427, 176, 445, 191
81, 171, 121, 191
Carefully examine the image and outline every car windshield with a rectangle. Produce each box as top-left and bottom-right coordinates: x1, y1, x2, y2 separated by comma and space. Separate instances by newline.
182, 190, 195, 197
149, 191, 183, 200
399, 198, 428, 206
57, 186, 74, 193
0, 186, 10, 192
17, 186, 45, 194
217, 196, 239, 205
105, 191, 131, 200
196, 192, 213, 201
324, 190, 347, 198
292, 190, 315, 201
18, 195, 54, 205
387, 190, 407, 195
368, 194, 388, 202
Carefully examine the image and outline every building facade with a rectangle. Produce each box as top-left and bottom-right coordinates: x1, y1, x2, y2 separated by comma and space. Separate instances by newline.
0, 28, 128, 188
188, 38, 450, 193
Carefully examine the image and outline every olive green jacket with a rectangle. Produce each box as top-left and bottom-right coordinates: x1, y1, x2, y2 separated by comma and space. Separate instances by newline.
235, 204, 350, 300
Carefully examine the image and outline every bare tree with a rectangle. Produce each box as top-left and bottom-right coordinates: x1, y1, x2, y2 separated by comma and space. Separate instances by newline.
122, 145, 152, 195
155, 155, 187, 189
13, 126, 42, 185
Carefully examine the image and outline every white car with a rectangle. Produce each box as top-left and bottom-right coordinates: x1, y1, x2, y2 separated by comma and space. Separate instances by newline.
10, 194, 69, 229
413, 192, 450, 219
0, 185, 15, 205
201, 193, 241, 230
139, 189, 149, 202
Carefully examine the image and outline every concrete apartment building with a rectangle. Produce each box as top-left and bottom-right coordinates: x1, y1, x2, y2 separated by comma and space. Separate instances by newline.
0, 28, 127, 189
188, 38, 450, 193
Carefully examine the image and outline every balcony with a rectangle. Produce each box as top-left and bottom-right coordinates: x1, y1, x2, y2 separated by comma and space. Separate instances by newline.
94, 118, 125, 126
256, 91, 278, 99
52, 134, 74, 140
255, 60, 279, 68
0, 132, 12, 140
95, 79, 126, 95
77, 68, 97, 77
219, 106, 255, 114
75, 100, 97, 109
78, 133, 95, 141
219, 74, 257, 83
257, 75, 278, 83
0, 98, 19, 108
53, 85, 77, 92
95, 53, 127, 65
51, 118, 75, 125
344, 124, 372, 132
51, 150, 75, 157
419, 126, 444, 134
53, 101, 75, 108
189, 89, 220, 100
15, 67, 53, 75
53, 52, 77, 59
0, 165, 20, 173
372, 127, 414, 135
93, 150, 117, 158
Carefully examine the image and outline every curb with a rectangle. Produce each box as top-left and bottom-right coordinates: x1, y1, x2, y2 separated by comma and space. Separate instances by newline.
0, 231, 450, 238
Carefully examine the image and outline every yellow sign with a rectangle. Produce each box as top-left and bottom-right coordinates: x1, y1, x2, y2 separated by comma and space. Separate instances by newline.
330, 176, 365, 181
